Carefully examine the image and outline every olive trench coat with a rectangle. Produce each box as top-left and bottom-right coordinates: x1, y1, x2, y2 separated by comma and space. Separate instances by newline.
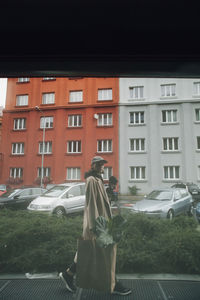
82, 175, 112, 239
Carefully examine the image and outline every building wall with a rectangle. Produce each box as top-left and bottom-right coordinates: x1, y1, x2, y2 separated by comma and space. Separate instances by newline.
0, 77, 119, 186
119, 78, 200, 194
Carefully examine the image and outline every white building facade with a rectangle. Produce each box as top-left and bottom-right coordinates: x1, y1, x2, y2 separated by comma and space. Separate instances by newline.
119, 78, 200, 195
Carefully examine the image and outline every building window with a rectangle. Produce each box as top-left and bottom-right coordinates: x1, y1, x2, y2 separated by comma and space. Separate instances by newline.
18, 78, 29, 83
67, 167, 81, 180
38, 167, 51, 177
163, 138, 179, 151
197, 137, 200, 150
195, 109, 200, 122
12, 143, 24, 155
67, 141, 81, 153
97, 113, 112, 126
68, 115, 82, 127
42, 93, 55, 104
10, 168, 23, 178
69, 91, 83, 102
164, 166, 180, 179
97, 139, 112, 152
162, 110, 177, 123
129, 111, 144, 125
129, 86, 144, 99
16, 95, 28, 106
130, 138, 145, 152
130, 166, 146, 180
161, 84, 176, 97
43, 77, 56, 80
103, 167, 113, 180
193, 82, 200, 95
39, 141, 52, 154
98, 88, 112, 101
40, 117, 53, 128
13, 118, 26, 130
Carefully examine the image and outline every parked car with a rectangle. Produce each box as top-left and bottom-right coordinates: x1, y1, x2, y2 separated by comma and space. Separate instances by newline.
194, 202, 200, 223
120, 188, 193, 220
46, 183, 56, 190
0, 184, 11, 196
0, 187, 47, 210
27, 182, 86, 217
171, 182, 200, 203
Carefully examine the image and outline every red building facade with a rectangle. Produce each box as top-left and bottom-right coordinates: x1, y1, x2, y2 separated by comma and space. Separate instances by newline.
0, 77, 119, 186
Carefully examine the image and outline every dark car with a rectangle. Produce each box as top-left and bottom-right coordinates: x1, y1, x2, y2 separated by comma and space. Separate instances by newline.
171, 182, 200, 204
0, 187, 47, 210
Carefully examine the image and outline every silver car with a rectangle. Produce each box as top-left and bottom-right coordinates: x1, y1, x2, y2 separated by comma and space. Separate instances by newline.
121, 188, 193, 220
27, 182, 85, 217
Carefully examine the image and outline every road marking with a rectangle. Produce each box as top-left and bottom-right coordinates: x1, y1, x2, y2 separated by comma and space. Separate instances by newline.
0, 280, 11, 292
157, 281, 170, 300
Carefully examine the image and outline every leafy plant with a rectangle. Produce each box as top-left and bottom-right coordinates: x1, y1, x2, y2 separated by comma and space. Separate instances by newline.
34, 176, 52, 185
128, 185, 140, 195
6, 177, 23, 185
94, 215, 127, 248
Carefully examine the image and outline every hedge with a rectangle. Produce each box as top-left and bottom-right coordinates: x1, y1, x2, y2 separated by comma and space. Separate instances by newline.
0, 209, 200, 274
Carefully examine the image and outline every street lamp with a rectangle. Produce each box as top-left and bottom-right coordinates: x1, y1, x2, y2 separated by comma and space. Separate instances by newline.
35, 106, 45, 188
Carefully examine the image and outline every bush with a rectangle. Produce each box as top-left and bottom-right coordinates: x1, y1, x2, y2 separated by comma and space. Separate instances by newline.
128, 185, 140, 195
0, 210, 82, 273
116, 213, 200, 274
0, 210, 200, 274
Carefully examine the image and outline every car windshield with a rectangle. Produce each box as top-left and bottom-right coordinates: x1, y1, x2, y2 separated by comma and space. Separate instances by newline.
147, 190, 173, 201
0, 189, 20, 198
188, 184, 198, 189
42, 185, 70, 197
172, 184, 185, 188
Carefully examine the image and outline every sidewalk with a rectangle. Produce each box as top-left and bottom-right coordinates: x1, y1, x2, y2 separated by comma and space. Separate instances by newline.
1, 273, 200, 300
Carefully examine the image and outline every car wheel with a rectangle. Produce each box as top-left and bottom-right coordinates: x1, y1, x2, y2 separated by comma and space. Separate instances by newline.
54, 207, 66, 217
187, 205, 193, 216
167, 209, 174, 220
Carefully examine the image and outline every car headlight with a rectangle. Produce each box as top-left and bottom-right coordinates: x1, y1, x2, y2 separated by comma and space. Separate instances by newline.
196, 206, 200, 212
38, 205, 52, 209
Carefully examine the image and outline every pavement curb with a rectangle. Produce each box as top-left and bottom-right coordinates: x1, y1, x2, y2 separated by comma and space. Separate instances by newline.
1, 273, 200, 281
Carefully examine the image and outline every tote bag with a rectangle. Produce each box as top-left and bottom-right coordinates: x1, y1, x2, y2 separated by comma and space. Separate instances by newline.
76, 238, 117, 293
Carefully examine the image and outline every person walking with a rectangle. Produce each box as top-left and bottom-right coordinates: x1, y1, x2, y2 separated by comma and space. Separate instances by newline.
59, 156, 132, 296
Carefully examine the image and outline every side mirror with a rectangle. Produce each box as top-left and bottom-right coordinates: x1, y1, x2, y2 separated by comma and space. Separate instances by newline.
14, 195, 20, 199
174, 196, 180, 202
68, 194, 74, 198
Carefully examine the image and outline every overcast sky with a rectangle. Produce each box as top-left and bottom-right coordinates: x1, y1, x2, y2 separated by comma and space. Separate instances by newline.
0, 78, 7, 107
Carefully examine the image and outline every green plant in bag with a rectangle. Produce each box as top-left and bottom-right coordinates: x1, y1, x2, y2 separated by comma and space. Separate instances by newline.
94, 216, 113, 248
94, 215, 127, 248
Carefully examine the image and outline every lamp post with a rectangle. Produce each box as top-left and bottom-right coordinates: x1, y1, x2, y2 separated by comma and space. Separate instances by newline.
35, 106, 45, 188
